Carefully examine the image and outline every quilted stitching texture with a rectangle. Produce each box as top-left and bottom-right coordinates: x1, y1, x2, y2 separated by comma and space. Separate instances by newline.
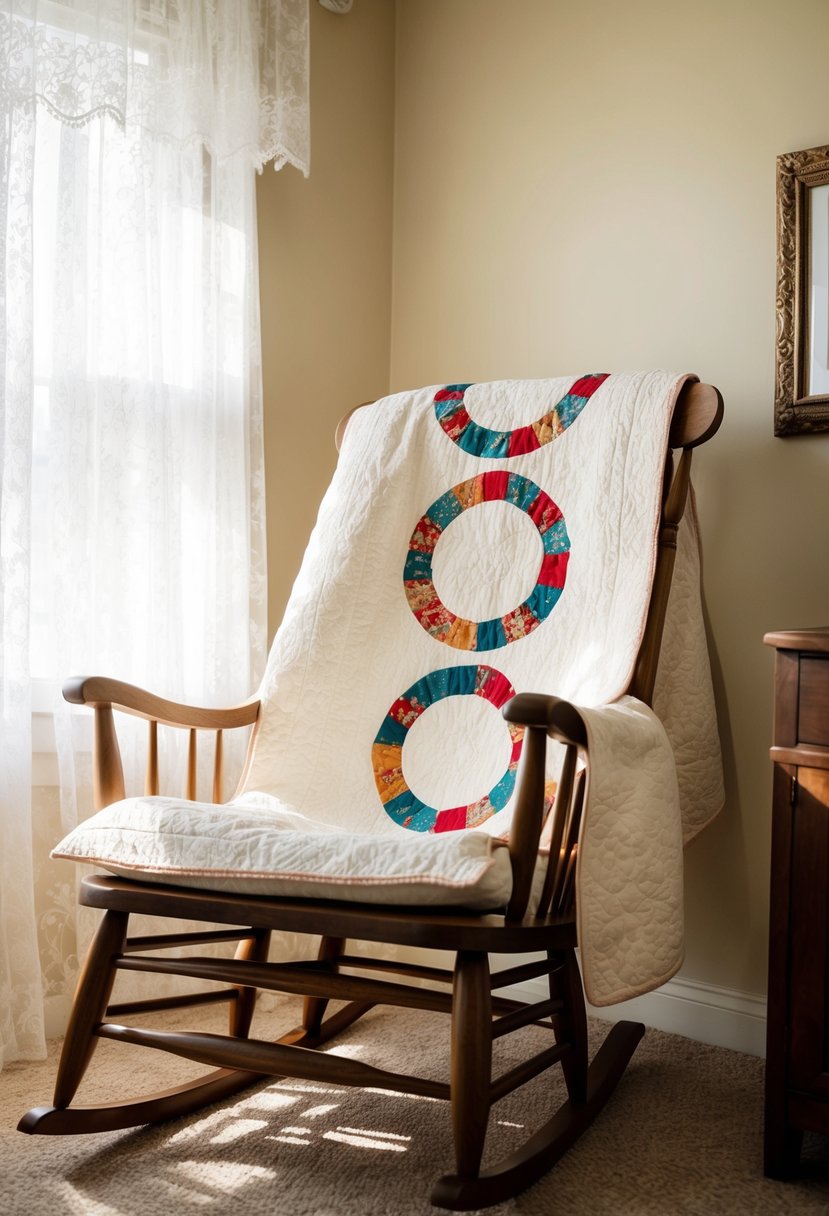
577, 697, 684, 1005
53, 792, 513, 908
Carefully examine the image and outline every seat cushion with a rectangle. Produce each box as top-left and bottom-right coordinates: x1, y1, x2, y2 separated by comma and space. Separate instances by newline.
52, 790, 514, 909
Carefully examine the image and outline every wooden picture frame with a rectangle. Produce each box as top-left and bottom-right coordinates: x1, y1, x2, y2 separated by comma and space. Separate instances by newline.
775, 144, 829, 435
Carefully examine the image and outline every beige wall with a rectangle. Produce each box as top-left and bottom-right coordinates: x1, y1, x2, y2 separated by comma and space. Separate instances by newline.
391, 0, 829, 999
257, 0, 395, 636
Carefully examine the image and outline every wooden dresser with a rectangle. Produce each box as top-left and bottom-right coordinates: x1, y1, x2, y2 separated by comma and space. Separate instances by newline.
764, 627, 829, 1176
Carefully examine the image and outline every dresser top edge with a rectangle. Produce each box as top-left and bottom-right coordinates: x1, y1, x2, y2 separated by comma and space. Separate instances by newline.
765, 628, 829, 654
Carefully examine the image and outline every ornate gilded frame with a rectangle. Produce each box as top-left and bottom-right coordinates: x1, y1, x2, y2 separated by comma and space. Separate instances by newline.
775, 144, 829, 435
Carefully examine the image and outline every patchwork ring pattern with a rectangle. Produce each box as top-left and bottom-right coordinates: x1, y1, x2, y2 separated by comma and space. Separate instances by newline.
434, 373, 609, 457
404, 470, 570, 651
372, 664, 524, 833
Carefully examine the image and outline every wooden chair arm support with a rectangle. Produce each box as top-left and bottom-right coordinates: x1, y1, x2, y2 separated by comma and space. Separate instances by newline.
63, 676, 260, 731
501, 692, 587, 748
501, 694, 589, 921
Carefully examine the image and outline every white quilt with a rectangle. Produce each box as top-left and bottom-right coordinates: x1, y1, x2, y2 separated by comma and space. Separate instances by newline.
54, 372, 723, 1006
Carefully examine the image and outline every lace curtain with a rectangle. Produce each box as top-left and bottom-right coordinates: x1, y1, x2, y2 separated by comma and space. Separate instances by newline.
0, 0, 309, 1068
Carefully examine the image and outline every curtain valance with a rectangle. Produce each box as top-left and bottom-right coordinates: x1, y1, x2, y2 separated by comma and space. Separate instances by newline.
1, 0, 309, 172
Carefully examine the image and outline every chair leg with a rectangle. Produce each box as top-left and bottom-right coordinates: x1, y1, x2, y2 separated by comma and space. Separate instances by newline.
53, 909, 128, 1108
230, 929, 271, 1037
551, 947, 588, 1104
449, 950, 492, 1180
433, 1017, 644, 1210
434, 945, 642, 1210
21, 910, 276, 1136
302, 935, 345, 1038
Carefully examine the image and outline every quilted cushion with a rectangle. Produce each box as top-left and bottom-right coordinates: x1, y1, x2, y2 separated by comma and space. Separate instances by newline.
52, 790, 514, 909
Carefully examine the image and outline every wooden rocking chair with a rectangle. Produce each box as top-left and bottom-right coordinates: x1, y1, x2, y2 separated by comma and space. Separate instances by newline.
19, 376, 722, 1210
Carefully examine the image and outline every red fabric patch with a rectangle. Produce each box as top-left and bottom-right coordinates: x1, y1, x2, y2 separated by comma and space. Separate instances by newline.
411, 593, 456, 635
538, 551, 570, 587
476, 666, 513, 707
507, 425, 541, 457
439, 404, 472, 440
434, 806, 468, 833
527, 492, 562, 534
410, 515, 442, 552
481, 470, 509, 502
502, 604, 541, 642
434, 389, 466, 402
569, 373, 609, 399
389, 696, 427, 726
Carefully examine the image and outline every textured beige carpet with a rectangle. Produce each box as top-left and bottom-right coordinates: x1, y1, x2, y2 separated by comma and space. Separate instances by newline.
3, 1000, 829, 1216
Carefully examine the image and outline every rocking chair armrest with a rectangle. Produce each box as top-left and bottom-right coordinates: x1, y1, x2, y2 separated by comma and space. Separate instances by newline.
501, 692, 587, 748
63, 677, 261, 811
63, 676, 261, 731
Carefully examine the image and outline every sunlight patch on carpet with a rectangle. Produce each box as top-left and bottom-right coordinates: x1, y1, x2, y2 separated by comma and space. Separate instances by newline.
209, 1118, 268, 1144
324, 1129, 408, 1152
174, 1160, 277, 1192
268, 1082, 348, 1095
302, 1103, 340, 1118
365, 1086, 439, 1103
338, 1126, 410, 1143
237, 1090, 303, 1111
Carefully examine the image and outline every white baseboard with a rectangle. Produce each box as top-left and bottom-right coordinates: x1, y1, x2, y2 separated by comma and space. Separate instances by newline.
508, 973, 767, 1057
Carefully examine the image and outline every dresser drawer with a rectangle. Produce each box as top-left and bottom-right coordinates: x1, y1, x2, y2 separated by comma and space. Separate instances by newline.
800, 658, 829, 746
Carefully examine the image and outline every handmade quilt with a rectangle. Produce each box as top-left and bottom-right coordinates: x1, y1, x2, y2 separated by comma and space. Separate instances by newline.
54, 371, 724, 1006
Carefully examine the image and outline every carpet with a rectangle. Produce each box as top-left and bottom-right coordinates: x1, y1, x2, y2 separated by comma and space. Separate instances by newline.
3, 1000, 829, 1215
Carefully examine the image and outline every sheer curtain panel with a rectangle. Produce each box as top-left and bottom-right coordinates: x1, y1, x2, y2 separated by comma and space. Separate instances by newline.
0, 0, 309, 1068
